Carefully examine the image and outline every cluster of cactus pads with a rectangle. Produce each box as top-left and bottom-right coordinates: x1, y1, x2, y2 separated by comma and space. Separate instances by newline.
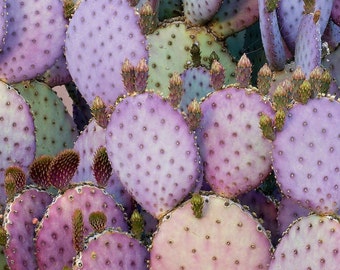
0, 0, 339, 269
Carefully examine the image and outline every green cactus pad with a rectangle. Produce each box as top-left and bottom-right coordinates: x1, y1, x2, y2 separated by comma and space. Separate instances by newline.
13, 80, 78, 157
150, 194, 272, 269
147, 21, 236, 96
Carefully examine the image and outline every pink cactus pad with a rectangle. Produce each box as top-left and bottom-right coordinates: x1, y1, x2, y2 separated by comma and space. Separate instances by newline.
150, 194, 272, 269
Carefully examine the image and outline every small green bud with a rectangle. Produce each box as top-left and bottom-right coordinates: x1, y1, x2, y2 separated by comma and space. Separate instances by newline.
266, 0, 280, 12
130, 209, 144, 240
89, 211, 107, 233
320, 69, 332, 95
0, 226, 7, 246
274, 109, 286, 132
272, 81, 292, 111
191, 193, 204, 218
259, 114, 275, 141
208, 51, 219, 69
135, 58, 149, 93
296, 80, 312, 104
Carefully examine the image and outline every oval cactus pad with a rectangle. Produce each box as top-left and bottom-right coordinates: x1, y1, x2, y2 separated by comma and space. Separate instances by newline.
150, 194, 272, 269
73, 229, 149, 269
196, 87, 274, 198
65, 0, 148, 106
35, 184, 128, 269
269, 214, 340, 270
106, 92, 201, 219
272, 97, 340, 214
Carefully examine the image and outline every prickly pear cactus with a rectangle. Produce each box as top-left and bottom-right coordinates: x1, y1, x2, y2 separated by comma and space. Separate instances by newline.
73, 228, 149, 269
13, 80, 78, 156
65, 0, 148, 106
272, 96, 340, 215
150, 193, 273, 269
3, 187, 53, 270
0, 81, 36, 206
105, 92, 201, 219
0, 0, 67, 83
269, 214, 340, 270
196, 86, 274, 198
35, 183, 128, 269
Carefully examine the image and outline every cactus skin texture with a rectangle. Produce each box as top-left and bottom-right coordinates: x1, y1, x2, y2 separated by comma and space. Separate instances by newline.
150, 194, 272, 269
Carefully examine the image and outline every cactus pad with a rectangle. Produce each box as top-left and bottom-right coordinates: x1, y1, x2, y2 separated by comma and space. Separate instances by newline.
73, 229, 149, 269
272, 97, 340, 214
150, 194, 272, 269
269, 214, 340, 270
65, 0, 148, 106
0, 0, 67, 83
106, 92, 201, 218
3, 188, 53, 270
35, 184, 128, 269
196, 87, 274, 198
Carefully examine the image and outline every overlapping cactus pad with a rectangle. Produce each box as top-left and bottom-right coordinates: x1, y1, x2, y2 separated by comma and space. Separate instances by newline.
269, 214, 340, 270
73, 229, 149, 269
35, 184, 128, 269
196, 86, 274, 198
150, 194, 272, 269
106, 92, 201, 218
272, 96, 340, 215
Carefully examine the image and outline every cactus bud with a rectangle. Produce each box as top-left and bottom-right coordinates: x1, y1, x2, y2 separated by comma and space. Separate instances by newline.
139, 1, 158, 35
135, 58, 149, 93
91, 96, 109, 128
186, 99, 202, 131
5, 166, 26, 198
168, 72, 184, 108
259, 114, 275, 141
92, 146, 112, 188
210, 60, 225, 90
274, 109, 286, 132
89, 211, 107, 233
72, 209, 84, 253
130, 209, 144, 240
191, 193, 204, 218
272, 80, 292, 110
236, 53, 252, 88
309, 66, 323, 97
295, 80, 312, 104
121, 58, 136, 94
190, 43, 201, 67
257, 63, 272, 96
29, 155, 54, 189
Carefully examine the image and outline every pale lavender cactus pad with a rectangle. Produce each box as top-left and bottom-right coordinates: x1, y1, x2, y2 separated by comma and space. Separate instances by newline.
277, 0, 334, 53
65, 0, 148, 106
0, 0, 7, 52
0, 81, 36, 206
3, 188, 53, 270
258, 0, 286, 70
150, 194, 272, 269
105, 92, 201, 219
295, 13, 322, 77
183, 0, 223, 25
35, 184, 128, 269
0, 0, 67, 83
73, 229, 149, 269
196, 87, 274, 198
269, 214, 340, 270
73, 119, 134, 214
272, 97, 340, 215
